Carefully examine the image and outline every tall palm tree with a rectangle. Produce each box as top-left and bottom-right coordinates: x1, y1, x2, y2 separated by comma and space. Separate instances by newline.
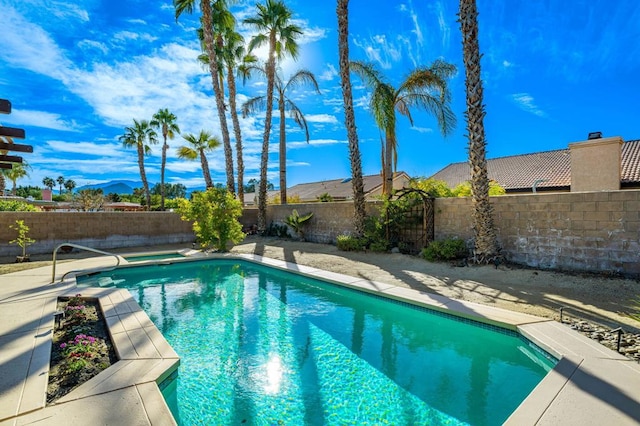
175, 0, 235, 194
0, 135, 12, 196
242, 67, 320, 204
244, 0, 302, 232
4, 162, 30, 196
42, 177, 55, 192
151, 108, 180, 211
64, 179, 76, 194
459, 0, 500, 263
224, 29, 257, 206
337, 0, 366, 236
351, 60, 456, 198
177, 130, 221, 189
56, 175, 65, 195
198, 21, 258, 205
120, 119, 158, 210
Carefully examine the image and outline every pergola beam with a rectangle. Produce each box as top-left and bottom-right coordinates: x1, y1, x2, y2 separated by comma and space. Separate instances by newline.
0, 99, 10, 114
0, 141, 33, 153
0, 127, 25, 139
0, 155, 23, 163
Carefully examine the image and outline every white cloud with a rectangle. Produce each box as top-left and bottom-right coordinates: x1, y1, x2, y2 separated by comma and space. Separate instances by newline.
288, 138, 345, 149
510, 93, 547, 117
50, 2, 90, 22
305, 114, 338, 124
5, 110, 79, 131
353, 34, 402, 70
411, 127, 433, 133
44, 140, 123, 156
318, 63, 338, 81
78, 39, 109, 55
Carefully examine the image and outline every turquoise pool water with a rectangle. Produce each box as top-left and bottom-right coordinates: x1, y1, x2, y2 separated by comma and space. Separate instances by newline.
123, 253, 185, 262
78, 260, 556, 425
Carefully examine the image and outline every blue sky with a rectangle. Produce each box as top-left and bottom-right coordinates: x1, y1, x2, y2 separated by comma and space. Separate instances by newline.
1, 0, 639, 190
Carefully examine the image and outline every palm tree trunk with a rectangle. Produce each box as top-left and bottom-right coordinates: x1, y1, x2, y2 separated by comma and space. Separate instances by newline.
161, 134, 167, 211
137, 144, 151, 210
384, 130, 394, 198
257, 33, 277, 232
0, 174, 5, 196
201, 0, 235, 194
459, 0, 500, 263
279, 96, 287, 204
337, 0, 366, 236
227, 64, 245, 204
200, 149, 213, 188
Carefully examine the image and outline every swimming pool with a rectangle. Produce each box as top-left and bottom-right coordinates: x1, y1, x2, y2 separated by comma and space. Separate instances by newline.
123, 252, 186, 262
78, 259, 556, 425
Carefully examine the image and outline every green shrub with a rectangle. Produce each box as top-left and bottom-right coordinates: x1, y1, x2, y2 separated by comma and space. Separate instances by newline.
266, 222, 290, 238
177, 188, 244, 252
421, 238, 467, 262
369, 240, 388, 252
336, 235, 366, 251
0, 200, 38, 211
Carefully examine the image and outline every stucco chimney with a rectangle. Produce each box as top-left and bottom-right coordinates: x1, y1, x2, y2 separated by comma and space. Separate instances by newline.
569, 135, 622, 192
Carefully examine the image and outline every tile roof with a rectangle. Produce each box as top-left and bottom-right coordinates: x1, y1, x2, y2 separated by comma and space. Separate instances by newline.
430, 139, 640, 191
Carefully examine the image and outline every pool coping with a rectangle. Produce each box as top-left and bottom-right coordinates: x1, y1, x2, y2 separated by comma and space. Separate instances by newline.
1, 251, 639, 425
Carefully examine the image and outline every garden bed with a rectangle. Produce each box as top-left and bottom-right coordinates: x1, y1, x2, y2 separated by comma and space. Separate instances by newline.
47, 295, 117, 403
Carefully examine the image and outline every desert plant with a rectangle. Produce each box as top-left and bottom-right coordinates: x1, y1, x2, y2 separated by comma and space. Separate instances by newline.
0, 200, 38, 211
421, 238, 467, 262
317, 192, 333, 202
177, 187, 244, 252
9, 219, 35, 259
266, 222, 290, 238
284, 209, 313, 239
336, 234, 366, 251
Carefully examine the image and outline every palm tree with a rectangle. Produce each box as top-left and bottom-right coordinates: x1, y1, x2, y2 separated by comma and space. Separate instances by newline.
350, 60, 456, 198
225, 29, 258, 206
4, 162, 30, 195
177, 130, 221, 189
459, 0, 500, 263
56, 175, 65, 195
64, 179, 76, 194
336, 0, 366, 236
42, 177, 55, 192
151, 109, 180, 211
244, 0, 302, 231
120, 119, 158, 210
242, 67, 320, 204
175, 0, 235, 194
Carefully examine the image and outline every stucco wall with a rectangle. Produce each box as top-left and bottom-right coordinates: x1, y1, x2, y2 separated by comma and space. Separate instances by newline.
435, 190, 640, 276
0, 212, 194, 256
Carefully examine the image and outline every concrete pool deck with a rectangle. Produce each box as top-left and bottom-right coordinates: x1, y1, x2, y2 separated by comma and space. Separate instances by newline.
0, 250, 639, 425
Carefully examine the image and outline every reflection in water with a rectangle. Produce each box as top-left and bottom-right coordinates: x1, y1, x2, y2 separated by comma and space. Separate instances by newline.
82, 260, 555, 425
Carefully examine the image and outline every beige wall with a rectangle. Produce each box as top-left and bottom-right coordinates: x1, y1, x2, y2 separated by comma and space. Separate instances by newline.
0, 212, 194, 257
569, 136, 622, 192
266, 202, 380, 243
435, 190, 640, 276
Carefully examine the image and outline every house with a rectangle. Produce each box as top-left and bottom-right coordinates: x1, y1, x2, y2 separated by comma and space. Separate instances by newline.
243, 172, 411, 204
429, 136, 640, 193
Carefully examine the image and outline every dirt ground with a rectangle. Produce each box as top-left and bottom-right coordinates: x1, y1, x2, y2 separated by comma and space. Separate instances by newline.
3, 236, 639, 333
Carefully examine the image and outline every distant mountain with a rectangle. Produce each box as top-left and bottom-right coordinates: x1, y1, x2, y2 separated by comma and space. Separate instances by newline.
77, 180, 144, 195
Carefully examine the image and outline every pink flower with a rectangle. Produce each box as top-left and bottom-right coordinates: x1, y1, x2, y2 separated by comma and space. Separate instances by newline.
60, 343, 67, 349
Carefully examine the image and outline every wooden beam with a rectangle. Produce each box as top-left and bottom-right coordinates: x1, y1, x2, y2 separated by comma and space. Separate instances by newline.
0, 163, 13, 169
0, 127, 25, 139
0, 99, 10, 114
0, 155, 22, 163
0, 141, 33, 153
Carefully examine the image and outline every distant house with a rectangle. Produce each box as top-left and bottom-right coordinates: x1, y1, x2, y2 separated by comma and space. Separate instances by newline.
430, 137, 640, 193
243, 172, 411, 205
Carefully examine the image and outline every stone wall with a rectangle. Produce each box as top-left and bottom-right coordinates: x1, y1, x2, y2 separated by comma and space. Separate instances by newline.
0, 212, 194, 256
435, 190, 640, 276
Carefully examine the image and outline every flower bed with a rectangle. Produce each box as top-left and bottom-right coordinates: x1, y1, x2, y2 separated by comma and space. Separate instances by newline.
47, 294, 117, 403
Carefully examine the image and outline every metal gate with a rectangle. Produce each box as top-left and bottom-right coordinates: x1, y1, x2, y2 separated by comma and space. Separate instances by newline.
385, 188, 434, 254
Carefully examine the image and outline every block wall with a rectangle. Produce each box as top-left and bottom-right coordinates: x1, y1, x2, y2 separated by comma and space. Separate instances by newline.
434, 190, 640, 276
0, 212, 194, 256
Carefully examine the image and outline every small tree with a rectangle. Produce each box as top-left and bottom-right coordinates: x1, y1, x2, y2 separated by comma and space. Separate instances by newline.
177, 187, 245, 252
9, 219, 35, 260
